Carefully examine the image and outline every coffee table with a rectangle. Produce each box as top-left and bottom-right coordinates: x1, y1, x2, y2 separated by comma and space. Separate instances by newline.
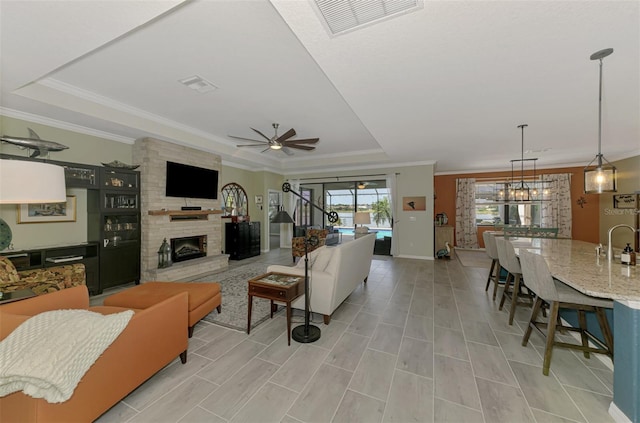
247, 272, 304, 345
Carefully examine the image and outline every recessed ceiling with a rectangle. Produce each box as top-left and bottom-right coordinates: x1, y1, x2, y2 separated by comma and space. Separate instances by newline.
1, 0, 638, 175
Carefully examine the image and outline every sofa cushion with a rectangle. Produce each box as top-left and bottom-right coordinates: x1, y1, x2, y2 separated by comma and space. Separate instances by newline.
296, 246, 334, 271
312, 246, 334, 272
0, 256, 20, 285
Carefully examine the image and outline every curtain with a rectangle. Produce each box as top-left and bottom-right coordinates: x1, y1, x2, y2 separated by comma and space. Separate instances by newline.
455, 178, 478, 248
386, 173, 397, 255
280, 179, 300, 248
541, 173, 572, 238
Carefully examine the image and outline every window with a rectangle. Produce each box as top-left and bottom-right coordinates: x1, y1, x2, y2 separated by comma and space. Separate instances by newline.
475, 182, 541, 227
221, 183, 247, 216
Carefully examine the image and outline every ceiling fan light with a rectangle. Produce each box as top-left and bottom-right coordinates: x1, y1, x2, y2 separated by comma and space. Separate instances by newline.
270, 144, 282, 150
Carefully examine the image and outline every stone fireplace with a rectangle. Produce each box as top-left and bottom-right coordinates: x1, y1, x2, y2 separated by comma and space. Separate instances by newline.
171, 235, 207, 262
133, 137, 228, 282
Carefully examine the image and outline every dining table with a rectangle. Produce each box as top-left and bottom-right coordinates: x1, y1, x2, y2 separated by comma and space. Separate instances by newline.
506, 236, 639, 423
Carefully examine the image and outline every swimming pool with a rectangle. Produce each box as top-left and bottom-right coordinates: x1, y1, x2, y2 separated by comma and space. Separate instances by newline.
337, 228, 392, 239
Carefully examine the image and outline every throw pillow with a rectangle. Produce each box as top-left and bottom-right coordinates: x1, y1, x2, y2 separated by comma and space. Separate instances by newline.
0, 256, 21, 284
311, 246, 334, 272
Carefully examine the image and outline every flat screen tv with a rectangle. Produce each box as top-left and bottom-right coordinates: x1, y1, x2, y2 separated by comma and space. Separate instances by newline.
165, 161, 218, 200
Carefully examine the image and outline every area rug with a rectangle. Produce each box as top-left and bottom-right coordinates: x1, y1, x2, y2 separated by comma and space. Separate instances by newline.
455, 248, 492, 268
194, 263, 279, 332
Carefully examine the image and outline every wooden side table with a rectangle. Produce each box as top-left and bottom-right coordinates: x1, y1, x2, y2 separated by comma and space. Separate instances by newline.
247, 272, 304, 345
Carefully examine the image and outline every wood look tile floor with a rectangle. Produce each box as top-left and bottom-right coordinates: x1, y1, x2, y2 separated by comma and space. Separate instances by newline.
95, 249, 615, 423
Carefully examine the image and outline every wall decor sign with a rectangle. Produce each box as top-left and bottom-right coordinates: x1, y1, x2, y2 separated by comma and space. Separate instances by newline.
255, 195, 263, 205
17, 195, 77, 223
613, 194, 637, 209
402, 196, 426, 211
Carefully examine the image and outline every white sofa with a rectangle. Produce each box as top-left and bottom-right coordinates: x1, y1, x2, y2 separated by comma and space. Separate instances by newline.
267, 233, 376, 324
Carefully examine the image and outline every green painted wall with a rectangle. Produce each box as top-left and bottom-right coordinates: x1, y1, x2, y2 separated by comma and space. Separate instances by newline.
1, 115, 133, 251
599, 155, 640, 248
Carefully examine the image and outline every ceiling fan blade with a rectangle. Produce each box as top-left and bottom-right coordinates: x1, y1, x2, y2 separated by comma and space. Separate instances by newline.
237, 143, 269, 147
281, 147, 295, 156
251, 127, 272, 141
229, 135, 268, 143
276, 128, 296, 143
261, 147, 271, 153
283, 138, 319, 145
286, 144, 315, 151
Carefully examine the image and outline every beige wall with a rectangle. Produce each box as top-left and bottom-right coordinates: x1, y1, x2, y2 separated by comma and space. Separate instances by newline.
599, 155, 640, 249
1, 115, 133, 251
220, 165, 283, 251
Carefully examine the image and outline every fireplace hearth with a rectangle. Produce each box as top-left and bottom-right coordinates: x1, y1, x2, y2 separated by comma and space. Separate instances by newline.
171, 235, 207, 262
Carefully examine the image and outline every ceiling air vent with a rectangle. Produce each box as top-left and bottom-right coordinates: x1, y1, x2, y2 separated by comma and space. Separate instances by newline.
178, 75, 217, 94
314, 0, 421, 36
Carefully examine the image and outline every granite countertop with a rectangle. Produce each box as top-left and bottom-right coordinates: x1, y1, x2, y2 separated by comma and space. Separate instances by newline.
519, 238, 639, 302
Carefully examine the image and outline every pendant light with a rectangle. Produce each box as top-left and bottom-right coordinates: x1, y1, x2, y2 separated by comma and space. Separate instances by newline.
584, 48, 617, 194
510, 124, 531, 202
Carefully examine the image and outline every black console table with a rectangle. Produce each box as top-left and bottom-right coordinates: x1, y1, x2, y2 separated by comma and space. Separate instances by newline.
225, 222, 260, 260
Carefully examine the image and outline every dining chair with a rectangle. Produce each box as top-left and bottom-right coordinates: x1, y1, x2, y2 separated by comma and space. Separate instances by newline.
518, 249, 614, 375
495, 237, 533, 325
482, 231, 503, 300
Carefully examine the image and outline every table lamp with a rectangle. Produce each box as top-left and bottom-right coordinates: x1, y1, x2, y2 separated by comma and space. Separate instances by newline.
354, 212, 371, 234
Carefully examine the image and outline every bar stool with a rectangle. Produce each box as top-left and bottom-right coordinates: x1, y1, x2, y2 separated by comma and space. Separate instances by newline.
496, 237, 533, 325
482, 231, 503, 300
519, 249, 614, 375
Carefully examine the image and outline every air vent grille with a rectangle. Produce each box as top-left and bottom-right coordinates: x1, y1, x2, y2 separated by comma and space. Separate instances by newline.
315, 0, 421, 35
178, 75, 217, 94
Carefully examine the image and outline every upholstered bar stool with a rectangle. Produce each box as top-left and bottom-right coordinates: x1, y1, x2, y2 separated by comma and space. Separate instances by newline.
496, 237, 533, 325
519, 249, 614, 375
482, 231, 503, 300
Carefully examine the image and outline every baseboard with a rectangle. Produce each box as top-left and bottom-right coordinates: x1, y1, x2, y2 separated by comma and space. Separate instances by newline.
395, 254, 433, 260
609, 401, 632, 423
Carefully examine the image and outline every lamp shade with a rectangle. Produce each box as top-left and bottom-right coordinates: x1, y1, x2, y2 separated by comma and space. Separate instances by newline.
0, 160, 67, 204
271, 209, 294, 223
354, 212, 371, 225
584, 163, 617, 194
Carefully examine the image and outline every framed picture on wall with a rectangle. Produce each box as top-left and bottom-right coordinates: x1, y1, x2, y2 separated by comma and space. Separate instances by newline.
255, 195, 263, 205
17, 195, 77, 224
402, 196, 426, 211
613, 194, 637, 209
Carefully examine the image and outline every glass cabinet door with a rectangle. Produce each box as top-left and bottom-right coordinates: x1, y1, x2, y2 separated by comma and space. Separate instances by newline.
102, 169, 138, 189
63, 164, 98, 188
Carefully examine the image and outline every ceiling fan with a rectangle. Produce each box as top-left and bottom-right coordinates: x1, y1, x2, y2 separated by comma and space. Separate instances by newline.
357, 181, 378, 189
229, 123, 319, 156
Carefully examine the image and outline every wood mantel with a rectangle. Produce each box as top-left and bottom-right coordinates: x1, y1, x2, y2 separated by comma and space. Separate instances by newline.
148, 210, 222, 217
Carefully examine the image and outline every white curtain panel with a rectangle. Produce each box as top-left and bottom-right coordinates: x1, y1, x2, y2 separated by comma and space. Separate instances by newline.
455, 178, 478, 248
541, 173, 572, 238
386, 173, 397, 255
280, 179, 300, 248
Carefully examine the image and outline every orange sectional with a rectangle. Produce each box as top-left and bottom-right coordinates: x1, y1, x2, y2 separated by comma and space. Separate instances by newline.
0, 285, 188, 423
103, 281, 221, 337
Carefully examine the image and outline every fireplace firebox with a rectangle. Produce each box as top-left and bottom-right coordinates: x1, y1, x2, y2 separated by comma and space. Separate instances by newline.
171, 235, 207, 262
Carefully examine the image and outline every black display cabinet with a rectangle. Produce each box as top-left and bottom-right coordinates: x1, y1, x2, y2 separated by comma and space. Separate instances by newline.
88, 167, 141, 292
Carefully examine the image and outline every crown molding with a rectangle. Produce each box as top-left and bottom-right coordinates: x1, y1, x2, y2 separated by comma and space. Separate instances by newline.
0, 107, 136, 144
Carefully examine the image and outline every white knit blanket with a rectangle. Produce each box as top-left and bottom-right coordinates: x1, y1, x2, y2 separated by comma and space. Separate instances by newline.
0, 309, 133, 403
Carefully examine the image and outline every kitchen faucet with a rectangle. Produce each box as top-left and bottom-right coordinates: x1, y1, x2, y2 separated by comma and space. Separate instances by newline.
607, 224, 636, 262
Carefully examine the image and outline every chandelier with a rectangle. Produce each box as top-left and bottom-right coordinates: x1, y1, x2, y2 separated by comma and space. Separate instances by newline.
495, 124, 551, 202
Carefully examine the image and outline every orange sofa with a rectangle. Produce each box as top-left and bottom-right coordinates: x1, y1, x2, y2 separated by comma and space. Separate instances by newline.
0, 285, 188, 423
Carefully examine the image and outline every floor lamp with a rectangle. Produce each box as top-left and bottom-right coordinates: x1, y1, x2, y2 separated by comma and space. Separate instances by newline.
282, 182, 339, 343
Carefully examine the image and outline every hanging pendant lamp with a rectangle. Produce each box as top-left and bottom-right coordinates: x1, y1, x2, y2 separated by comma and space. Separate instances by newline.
584, 48, 617, 194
